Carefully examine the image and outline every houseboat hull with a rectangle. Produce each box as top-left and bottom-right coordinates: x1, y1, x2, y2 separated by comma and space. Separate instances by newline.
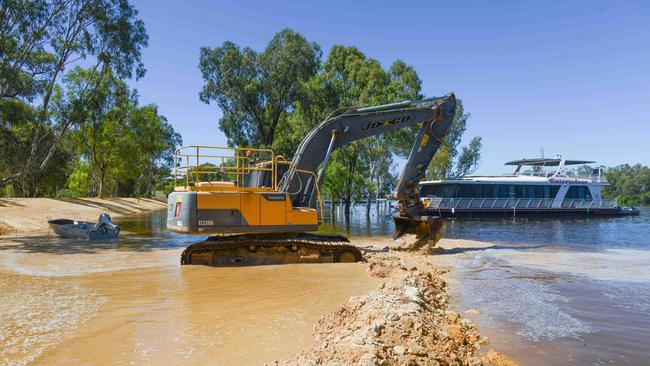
424, 206, 639, 218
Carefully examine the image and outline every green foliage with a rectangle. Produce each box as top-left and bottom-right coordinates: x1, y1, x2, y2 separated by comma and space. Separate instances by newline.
0, 1, 181, 198
454, 137, 482, 177
54, 188, 79, 199
199, 29, 321, 149
66, 162, 93, 196
603, 164, 650, 206
293, 45, 426, 211
321, 145, 367, 204
61, 68, 181, 197
0, 0, 148, 189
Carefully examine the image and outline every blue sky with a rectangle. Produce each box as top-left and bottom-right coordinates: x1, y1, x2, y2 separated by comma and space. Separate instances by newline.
129, 0, 650, 175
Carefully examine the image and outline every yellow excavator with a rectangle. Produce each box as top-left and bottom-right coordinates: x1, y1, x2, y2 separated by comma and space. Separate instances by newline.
167, 93, 456, 266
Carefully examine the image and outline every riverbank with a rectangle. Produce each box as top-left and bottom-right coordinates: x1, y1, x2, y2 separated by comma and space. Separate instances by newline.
0, 197, 167, 235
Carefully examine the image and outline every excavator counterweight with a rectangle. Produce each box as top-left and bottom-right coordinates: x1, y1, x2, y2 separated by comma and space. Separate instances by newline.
168, 93, 457, 265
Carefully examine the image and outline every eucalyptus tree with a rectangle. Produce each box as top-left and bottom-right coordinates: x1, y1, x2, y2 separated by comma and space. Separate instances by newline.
198, 28, 321, 149
0, 0, 148, 189
57, 67, 180, 198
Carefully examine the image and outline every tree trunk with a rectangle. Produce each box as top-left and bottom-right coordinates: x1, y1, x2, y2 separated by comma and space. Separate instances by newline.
375, 183, 381, 214
344, 198, 351, 221
98, 168, 106, 198
366, 189, 371, 217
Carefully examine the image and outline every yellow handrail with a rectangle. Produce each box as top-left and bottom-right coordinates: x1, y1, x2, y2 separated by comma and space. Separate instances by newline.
174, 145, 275, 188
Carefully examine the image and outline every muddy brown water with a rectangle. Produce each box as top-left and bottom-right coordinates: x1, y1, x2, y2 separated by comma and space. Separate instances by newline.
0, 211, 379, 365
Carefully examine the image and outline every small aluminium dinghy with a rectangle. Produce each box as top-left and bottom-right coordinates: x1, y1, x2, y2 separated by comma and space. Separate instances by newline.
48, 213, 120, 240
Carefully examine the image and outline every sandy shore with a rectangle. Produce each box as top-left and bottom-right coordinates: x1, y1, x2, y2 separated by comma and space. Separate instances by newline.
0, 197, 167, 235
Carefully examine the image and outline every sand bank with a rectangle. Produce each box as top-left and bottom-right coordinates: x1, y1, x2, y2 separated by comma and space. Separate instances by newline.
0, 197, 166, 235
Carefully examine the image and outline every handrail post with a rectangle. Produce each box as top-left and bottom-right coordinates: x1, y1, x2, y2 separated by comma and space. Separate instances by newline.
272, 152, 276, 190
173, 149, 177, 188
194, 146, 199, 184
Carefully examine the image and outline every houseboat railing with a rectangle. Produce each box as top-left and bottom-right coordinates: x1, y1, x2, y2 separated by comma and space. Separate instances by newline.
499, 172, 608, 183
424, 197, 618, 210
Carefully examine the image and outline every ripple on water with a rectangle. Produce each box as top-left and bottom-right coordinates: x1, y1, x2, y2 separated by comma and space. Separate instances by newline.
0, 274, 106, 366
454, 252, 593, 341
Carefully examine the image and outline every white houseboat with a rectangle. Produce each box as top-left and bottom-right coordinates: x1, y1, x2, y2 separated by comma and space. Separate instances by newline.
420, 157, 639, 217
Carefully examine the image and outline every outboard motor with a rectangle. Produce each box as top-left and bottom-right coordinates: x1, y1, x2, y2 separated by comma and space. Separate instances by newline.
95, 213, 120, 236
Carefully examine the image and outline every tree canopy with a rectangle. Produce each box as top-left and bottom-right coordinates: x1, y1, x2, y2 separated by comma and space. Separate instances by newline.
1, 0, 181, 198
603, 164, 650, 205
199, 28, 321, 149
1, 0, 149, 188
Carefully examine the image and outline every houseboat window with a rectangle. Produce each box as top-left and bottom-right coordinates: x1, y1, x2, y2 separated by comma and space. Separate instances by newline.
508, 185, 561, 198
550, 185, 560, 198
457, 184, 478, 197
420, 184, 458, 198
422, 183, 563, 199
526, 185, 535, 198
565, 185, 592, 199
516, 185, 525, 198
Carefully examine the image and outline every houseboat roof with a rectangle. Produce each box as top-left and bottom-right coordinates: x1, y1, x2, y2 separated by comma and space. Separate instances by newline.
505, 158, 595, 166
420, 175, 594, 186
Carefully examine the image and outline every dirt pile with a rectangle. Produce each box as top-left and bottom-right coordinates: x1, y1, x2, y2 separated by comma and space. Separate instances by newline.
282, 255, 485, 366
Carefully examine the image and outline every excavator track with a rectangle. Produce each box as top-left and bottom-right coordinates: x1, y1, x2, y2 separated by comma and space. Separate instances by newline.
180, 232, 363, 266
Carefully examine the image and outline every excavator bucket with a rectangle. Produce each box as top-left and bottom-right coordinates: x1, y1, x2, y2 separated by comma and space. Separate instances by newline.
392, 215, 446, 249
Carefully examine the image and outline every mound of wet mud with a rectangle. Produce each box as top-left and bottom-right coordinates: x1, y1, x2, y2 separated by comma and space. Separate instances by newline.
279, 254, 487, 366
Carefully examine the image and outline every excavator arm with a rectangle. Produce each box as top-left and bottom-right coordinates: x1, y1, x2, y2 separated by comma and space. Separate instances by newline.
279, 93, 457, 246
